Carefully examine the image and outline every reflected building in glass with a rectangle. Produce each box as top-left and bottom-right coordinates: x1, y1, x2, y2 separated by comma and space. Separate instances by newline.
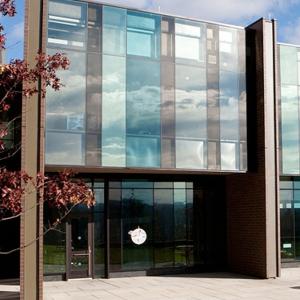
22, 0, 290, 282
45, 0, 247, 171
279, 45, 300, 265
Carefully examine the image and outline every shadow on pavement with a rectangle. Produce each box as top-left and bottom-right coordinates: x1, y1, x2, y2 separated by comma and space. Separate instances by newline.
155, 272, 259, 280
0, 279, 19, 286
291, 286, 300, 290
0, 291, 19, 300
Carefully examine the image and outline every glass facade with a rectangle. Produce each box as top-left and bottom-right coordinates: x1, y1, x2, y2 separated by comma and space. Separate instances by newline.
280, 178, 300, 261
279, 45, 300, 263
126, 58, 161, 167
109, 180, 195, 271
279, 45, 300, 175
44, 177, 226, 277
45, 0, 247, 172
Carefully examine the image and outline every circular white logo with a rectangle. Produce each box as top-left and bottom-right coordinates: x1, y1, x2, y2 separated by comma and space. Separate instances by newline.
128, 227, 147, 245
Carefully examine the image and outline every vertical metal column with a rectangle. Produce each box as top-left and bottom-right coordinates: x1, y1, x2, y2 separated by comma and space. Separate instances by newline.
104, 178, 110, 278
21, 0, 45, 299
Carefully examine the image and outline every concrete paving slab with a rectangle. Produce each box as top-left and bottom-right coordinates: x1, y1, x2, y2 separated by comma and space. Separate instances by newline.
2, 268, 300, 300
42, 269, 300, 300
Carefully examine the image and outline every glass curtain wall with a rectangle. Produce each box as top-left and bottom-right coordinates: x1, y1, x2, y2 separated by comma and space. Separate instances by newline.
161, 17, 176, 168
101, 6, 126, 166
279, 45, 300, 174
46, 0, 87, 165
175, 19, 207, 169
126, 12, 161, 167
45, 0, 247, 172
86, 4, 102, 166
219, 27, 243, 171
44, 177, 226, 277
109, 180, 195, 272
280, 178, 300, 261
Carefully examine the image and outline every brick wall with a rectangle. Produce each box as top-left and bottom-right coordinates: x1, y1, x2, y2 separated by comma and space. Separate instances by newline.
226, 19, 279, 278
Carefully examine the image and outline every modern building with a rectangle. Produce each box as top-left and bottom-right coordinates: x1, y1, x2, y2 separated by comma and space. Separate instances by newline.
4, 0, 300, 292
41, 0, 279, 280
43, 0, 250, 280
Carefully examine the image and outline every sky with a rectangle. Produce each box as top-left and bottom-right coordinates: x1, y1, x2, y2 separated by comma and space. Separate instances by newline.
2, 0, 300, 62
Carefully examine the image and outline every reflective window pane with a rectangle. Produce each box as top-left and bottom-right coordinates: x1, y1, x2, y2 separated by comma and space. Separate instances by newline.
44, 220, 66, 274
221, 142, 237, 170
46, 132, 84, 165
103, 6, 126, 55
122, 181, 153, 189
126, 59, 161, 136
154, 189, 174, 267
294, 179, 300, 189
176, 35, 200, 61
280, 180, 293, 189
176, 140, 205, 169
127, 11, 160, 59
102, 55, 126, 167
175, 23, 201, 37
176, 65, 207, 139
281, 190, 293, 201
281, 85, 300, 174
122, 188, 153, 270
174, 188, 187, 266
48, 0, 87, 49
298, 61, 300, 86
46, 50, 86, 132
127, 136, 160, 167
280, 46, 298, 85
294, 190, 300, 201
46, 50, 86, 165
126, 58, 161, 167
175, 20, 205, 64
219, 71, 239, 141
219, 28, 238, 72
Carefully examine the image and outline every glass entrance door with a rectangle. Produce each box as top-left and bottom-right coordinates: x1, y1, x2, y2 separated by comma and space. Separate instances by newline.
68, 216, 92, 278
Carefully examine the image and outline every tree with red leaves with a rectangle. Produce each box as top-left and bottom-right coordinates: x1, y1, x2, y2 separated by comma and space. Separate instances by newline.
0, 0, 94, 253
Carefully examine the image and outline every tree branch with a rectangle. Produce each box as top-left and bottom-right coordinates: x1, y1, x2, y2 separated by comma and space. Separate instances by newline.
0, 202, 82, 255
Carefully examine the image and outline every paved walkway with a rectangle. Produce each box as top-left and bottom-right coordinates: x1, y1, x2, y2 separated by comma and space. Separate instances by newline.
43, 268, 300, 300
2, 268, 300, 300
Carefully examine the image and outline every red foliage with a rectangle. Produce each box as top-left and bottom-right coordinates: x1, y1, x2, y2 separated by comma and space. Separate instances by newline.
0, 169, 32, 215
41, 170, 95, 210
0, 169, 95, 219
0, 25, 5, 49
0, 0, 16, 17
0, 53, 70, 141
0, 1, 16, 49
0, 53, 70, 112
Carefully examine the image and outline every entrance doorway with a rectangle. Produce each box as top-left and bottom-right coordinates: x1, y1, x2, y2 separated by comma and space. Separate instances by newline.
67, 216, 93, 278
44, 177, 226, 280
